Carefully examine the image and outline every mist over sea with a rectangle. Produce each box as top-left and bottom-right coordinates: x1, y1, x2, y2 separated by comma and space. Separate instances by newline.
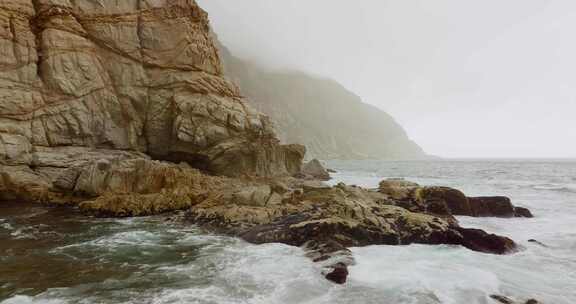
1, 160, 575, 304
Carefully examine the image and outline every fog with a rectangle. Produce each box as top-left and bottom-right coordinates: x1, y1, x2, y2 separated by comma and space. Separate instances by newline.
198, 0, 576, 158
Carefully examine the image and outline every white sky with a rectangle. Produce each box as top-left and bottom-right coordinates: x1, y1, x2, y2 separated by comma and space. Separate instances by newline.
198, 0, 576, 158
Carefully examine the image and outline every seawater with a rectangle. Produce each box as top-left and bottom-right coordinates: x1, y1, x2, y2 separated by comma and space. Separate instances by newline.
1, 160, 575, 304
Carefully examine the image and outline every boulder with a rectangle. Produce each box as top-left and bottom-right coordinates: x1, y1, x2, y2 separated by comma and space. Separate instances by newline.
514, 207, 534, 218
379, 181, 535, 220
468, 196, 515, 217
301, 159, 331, 180
378, 179, 420, 200
325, 263, 349, 284
417, 187, 473, 216
456, 228, 516, 254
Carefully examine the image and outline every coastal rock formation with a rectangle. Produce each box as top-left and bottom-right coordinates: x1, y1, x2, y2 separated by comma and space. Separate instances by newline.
0, 0, 529, 287
300, 159, 331, 181
0, 0, 304, 190
379, 180, 534, 218
217, 43, 427, 160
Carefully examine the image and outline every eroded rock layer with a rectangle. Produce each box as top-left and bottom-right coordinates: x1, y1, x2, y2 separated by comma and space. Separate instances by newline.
0, 0, 304, 183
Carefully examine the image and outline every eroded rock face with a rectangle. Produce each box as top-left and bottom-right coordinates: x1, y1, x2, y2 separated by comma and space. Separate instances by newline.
0, 0, 303, 184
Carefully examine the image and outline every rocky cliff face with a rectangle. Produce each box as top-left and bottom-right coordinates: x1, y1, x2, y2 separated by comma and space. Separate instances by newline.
217, 44, 426, 160
0, 0, 304, 180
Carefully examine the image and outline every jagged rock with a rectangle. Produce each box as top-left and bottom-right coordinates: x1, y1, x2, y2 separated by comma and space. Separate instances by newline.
0, 0, 304, 192
468, 197, 515, 217
301, 159, 331, 180
188, 181, 517, 255
324, 263, 349, 284
302, 240, 354, 284
378, 180, 534, 219
417, 187, 474, 216
455, 228, 516, 254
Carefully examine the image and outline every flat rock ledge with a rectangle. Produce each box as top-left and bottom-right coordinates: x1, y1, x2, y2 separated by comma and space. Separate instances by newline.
1, 158, 533, 284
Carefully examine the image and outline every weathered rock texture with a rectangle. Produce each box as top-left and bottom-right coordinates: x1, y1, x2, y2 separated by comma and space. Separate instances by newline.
300, 159, 331, 181
0, 0, 530, 286
379, 180, 534, 218
217, 42, 427, 160
0, 0, 304, 187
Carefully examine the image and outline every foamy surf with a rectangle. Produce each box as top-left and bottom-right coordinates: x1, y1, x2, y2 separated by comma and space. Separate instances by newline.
2, 160, 575, 304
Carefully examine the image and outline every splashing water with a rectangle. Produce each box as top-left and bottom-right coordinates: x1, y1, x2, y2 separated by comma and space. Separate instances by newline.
2, 159, 575, 303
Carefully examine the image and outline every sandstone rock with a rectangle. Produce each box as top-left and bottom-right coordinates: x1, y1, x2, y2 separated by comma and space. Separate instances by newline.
0, 0, 526, 287
188, 182, 516, 255
71, 158, 227, 217
301, 159, 331, 180
378, 179, 420, 200
0, 0, 303, 188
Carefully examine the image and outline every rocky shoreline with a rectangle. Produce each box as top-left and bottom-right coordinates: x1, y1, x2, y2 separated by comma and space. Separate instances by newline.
0, 1, 540, 302
2, 155, 533, 285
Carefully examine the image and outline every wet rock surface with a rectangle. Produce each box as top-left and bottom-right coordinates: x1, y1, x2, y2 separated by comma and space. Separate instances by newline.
379, 180, 534, 219
490, 295, 541, 304
0, 0, 534, 287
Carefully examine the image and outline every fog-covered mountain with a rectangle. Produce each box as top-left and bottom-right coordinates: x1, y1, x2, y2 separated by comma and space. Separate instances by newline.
218, 44, 427, 160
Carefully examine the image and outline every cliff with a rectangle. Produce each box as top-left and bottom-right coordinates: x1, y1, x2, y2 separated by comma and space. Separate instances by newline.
217, 44, 426, 160
0, 0, 530, 287
0, 0, 304, 181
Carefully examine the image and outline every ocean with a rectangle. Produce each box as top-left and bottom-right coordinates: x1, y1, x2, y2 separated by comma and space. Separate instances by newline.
1, 160, 575, 304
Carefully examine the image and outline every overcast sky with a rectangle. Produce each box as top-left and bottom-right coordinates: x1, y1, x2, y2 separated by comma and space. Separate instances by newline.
198, 0, 576, 158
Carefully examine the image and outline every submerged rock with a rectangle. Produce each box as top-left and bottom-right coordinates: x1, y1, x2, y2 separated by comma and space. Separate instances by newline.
514, 207, 534, 218
490, 295, 541, 304
324, 263, 349, 284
